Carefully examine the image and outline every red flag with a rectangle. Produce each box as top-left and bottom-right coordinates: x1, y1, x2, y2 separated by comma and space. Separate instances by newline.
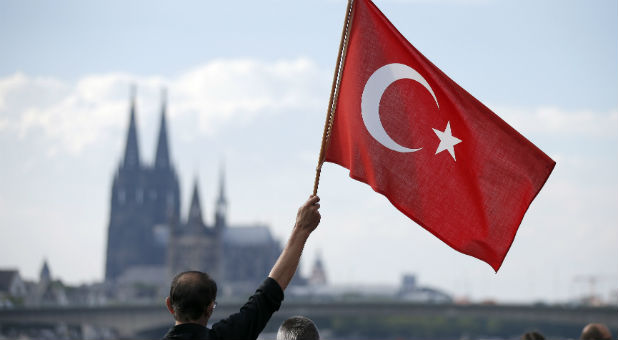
324, 0, 555, 271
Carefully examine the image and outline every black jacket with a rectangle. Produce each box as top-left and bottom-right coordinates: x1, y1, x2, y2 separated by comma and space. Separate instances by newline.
163, 277, 284, 340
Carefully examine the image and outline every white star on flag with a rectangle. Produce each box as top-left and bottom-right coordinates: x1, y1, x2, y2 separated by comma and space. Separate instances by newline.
433, 121, 462, 161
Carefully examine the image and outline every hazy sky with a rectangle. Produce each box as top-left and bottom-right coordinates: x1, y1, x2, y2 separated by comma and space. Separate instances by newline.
0, 0, 616, 304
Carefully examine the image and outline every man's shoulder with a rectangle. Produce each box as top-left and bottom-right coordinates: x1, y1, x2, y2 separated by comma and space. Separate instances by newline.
163, 323, 210, 340
208, 277, 284, 340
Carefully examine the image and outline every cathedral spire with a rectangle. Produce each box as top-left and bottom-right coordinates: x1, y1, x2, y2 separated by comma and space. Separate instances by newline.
218, 168, 226, 205
188, 178, 204, 226
39, 258, 51, 284
122, 85, 141, 169
215, 162, 228, 229
154, 88, 170, 169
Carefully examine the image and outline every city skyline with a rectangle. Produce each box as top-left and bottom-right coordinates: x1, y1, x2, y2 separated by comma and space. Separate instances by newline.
0, 0, 616, 304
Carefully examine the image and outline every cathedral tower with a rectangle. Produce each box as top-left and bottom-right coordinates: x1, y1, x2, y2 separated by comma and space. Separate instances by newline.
214, 164, 228, 232
168, 178, 222, 281
105, 87, 181, 281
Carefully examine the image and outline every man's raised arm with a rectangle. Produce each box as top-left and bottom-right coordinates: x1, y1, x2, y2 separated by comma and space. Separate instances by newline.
269, 195, 321, 290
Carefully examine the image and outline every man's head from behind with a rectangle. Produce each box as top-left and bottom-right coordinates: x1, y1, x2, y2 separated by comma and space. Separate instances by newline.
165, 271, 217, 325
581, 323, 612, 340
521, 331, 545, 340
277, 316, 320, 340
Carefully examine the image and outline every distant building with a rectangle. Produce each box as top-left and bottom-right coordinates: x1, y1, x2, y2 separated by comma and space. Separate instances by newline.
308, 253, 328, 286
0, 269, 27, 307
168, 178, 223, 282
104, 87, 294, 296
35, 259, 68, 307
220, 224, 282, 293
398, 274, 452, 304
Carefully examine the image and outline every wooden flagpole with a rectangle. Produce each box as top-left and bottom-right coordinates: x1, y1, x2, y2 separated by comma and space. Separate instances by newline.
312, 0, 356, 196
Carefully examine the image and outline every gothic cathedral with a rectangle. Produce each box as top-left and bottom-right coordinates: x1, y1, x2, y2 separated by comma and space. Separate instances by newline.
105, 88, 288, 294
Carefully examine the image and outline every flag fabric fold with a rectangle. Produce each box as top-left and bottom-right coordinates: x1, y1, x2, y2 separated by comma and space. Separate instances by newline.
324, 0, 555, 271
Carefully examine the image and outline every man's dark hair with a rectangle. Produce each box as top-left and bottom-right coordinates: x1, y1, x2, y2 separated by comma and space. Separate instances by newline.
521, 331, 545, 340
169, 271, 217, 322
277, 316, 320, 340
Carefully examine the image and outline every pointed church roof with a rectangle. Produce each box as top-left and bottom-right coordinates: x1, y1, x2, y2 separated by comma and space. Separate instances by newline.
123, 85, 141, 169
154, 88, 170, 169
188, 178, 204, 226
40, 258, 51, 283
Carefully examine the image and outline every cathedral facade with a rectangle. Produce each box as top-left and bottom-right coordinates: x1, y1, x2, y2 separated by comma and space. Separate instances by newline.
105, 89, 284, 293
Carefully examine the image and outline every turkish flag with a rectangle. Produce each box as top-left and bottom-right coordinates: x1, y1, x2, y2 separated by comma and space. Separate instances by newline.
324, 0, 555, 271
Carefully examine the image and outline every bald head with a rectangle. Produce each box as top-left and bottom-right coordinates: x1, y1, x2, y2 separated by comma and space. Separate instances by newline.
581, 323, 612, 340
168, 271, 217, 323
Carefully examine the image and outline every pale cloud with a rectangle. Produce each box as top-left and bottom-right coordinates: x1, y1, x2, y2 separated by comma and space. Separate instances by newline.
13, 73, 142, 154
0, 72, 68, 118
495, 105, 618, 138
1, 60, 615, 161
172, 57, 326, 134
0, 58, 328, 155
